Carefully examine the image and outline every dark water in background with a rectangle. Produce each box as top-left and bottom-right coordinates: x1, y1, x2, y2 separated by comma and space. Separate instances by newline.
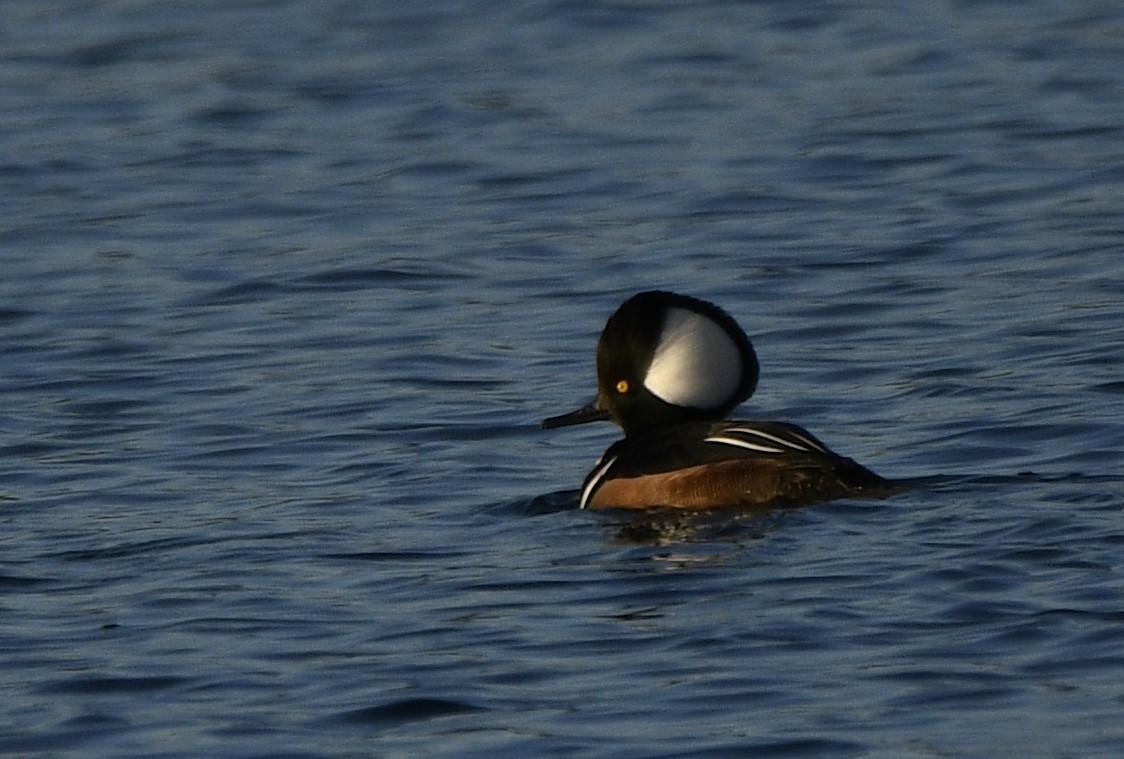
2, 1, 1123, 756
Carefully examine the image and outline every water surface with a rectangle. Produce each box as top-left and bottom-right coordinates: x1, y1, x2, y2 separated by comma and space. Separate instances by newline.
2, 1, 1123, 757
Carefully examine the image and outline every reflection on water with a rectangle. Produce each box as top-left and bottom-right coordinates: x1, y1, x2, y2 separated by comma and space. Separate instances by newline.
2, 0, 1123, 757
608, 507, 791, 548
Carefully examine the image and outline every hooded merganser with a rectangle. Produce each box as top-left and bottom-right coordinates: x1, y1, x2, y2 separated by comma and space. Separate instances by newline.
542, 290, 892, 510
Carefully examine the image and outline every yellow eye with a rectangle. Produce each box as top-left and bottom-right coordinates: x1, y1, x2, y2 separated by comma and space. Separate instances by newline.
615, 379, 630, 394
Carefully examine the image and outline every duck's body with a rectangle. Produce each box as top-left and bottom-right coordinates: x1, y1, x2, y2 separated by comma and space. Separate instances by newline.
543, 291, 892, 510
578, 419, 889, 510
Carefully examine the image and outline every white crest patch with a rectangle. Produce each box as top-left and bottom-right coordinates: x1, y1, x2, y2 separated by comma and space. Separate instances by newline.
643, 307, 743, 409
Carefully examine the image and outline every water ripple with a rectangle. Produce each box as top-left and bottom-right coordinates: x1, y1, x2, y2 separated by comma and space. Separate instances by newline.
1, 1, 1122, 758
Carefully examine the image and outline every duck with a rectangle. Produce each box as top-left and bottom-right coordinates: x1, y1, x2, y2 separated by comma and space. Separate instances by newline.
542, 290, 892, 509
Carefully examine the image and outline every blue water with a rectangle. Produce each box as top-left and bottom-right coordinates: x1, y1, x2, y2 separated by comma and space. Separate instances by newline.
2, 1, 1123, 756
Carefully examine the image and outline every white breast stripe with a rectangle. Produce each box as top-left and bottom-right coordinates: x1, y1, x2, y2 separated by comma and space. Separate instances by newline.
704, 435, 785, 454
579, 455, 618, 510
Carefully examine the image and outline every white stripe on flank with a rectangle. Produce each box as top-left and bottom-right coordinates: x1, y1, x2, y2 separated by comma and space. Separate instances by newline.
772, 428, 827, 452
706, 426, 828, 454
579, 454, 618, 510
704, 435, 786, 454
